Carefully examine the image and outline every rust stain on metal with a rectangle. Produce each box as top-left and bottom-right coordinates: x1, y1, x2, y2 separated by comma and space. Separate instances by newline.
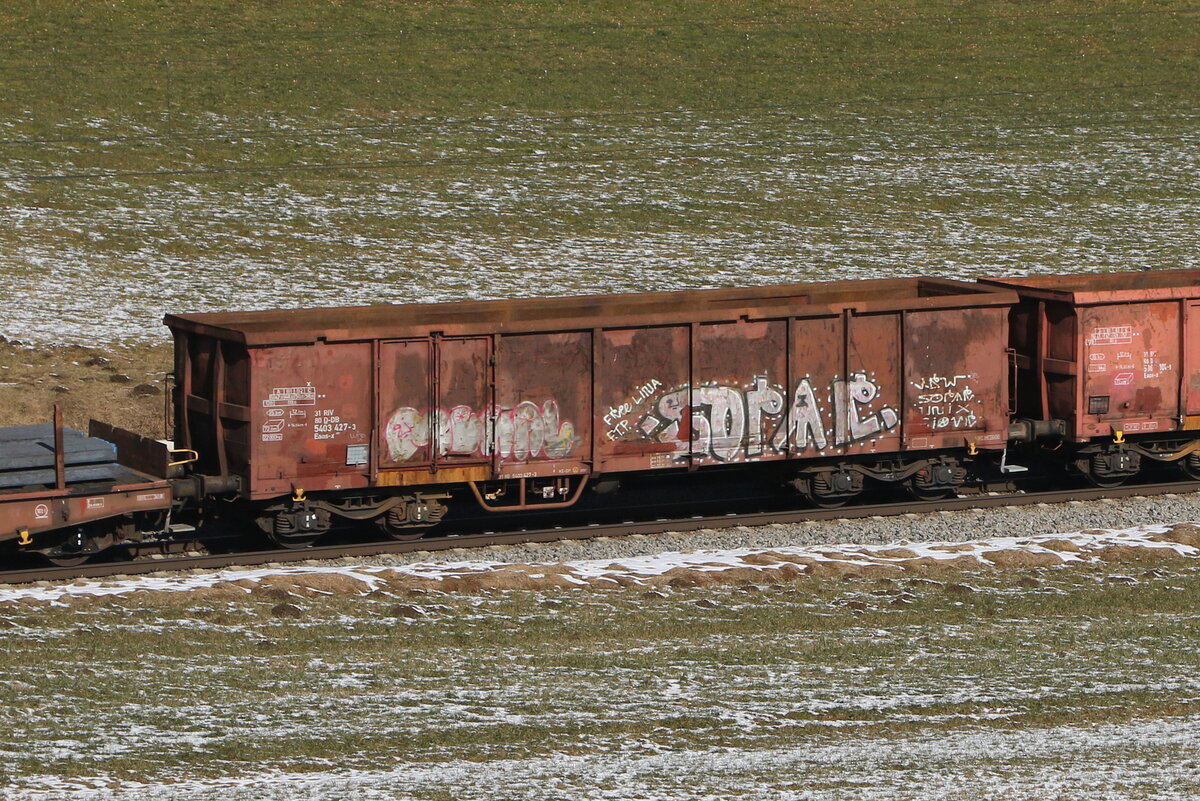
376, 466, 491, 487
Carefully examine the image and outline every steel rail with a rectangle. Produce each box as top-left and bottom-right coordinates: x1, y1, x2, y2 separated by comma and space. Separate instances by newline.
4, 479, 1199, 586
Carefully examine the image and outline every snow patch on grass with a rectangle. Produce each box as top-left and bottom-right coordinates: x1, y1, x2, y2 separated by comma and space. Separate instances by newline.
11, 714, 1200, 800
3, 522, 1196, 605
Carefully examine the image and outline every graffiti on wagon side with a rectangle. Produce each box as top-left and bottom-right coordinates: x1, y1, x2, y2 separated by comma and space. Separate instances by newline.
384, 400, 579, 463
616, 373, 902, 463
911, 374, 980, 431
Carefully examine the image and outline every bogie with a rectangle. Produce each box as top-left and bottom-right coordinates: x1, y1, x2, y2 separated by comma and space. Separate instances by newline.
38, 524, 116, 567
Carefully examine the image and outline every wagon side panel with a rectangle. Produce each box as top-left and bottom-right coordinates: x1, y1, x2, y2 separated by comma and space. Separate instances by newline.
378, 339, 433, 469
842, 313, 903, 455
785, 315, 843, 459
903, 307, 1010, 451
595, 326, 691, 473
494, 332, 592, 476
435, 337, 493, 467
1184, 301, 1200, 419
692, 320, 789, 465
248, 342, 373, 498
1078, 302, 1181, 438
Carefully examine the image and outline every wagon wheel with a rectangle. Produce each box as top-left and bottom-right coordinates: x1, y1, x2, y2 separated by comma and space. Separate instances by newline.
906, 461, 963, 501
1180, 452, 1200, 481
906, 481, 956, 502
265, 529, 323, 550
375, 516, 431, 542
797, 477, 850, 509
256, 513, 326, 550
39, 526, 115, 568
374, 502, 438, 542
1075, 457, 1129, 489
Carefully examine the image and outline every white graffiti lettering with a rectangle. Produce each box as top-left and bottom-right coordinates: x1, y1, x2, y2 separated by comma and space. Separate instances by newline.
773, 377, 827, 452
911, 374, 980, 431
641, 389, 691, 459
841, 373, 900, 444
604, 378, 664, 441
384, 408, 429, 462
636, 373, 898, 462
745, 376, 785, 456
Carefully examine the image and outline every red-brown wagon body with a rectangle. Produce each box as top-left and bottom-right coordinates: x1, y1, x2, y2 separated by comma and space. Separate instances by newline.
0, 481, 171, 543
165, 276, 1017, 519
983, 270, 1200, 442
19, 269, 1200, 564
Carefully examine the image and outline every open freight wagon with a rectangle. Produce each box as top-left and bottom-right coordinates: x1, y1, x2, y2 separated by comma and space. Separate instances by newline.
165, 277, 1018, 545
984, 269, 1200, 485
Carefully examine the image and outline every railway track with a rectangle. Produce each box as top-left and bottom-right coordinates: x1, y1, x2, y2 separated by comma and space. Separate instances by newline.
5, 479, 1199, 587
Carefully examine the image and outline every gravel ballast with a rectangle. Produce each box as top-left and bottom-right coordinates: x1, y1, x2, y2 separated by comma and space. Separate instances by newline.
358, 491, 1200, 569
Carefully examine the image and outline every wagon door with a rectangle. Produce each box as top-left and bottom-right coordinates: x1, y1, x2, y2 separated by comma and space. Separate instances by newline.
493, 332, 591, 476
1182, 301, 1200, 422
434, 337, 492, 467
378, 337, 492, 470
378, 339, 433, 469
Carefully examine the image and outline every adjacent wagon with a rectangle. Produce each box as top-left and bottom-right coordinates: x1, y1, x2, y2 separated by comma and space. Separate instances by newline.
985, 269, 1200, 485
0, 410, 174, 564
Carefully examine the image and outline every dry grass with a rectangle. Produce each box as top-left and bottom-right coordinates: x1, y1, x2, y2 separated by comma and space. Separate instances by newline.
0, 341, 171, 434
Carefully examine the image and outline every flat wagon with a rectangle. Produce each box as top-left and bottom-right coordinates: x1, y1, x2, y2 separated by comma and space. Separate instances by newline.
0, 409, 174, 564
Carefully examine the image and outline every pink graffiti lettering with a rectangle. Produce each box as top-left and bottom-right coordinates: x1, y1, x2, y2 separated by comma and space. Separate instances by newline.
384, 401, 578, 463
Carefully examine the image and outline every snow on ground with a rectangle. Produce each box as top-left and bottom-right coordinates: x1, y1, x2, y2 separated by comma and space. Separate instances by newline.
4, 521, 1198, 606
12, 714, 1200, 800
4, 519, 1198, 801
2, 112, 1197, 344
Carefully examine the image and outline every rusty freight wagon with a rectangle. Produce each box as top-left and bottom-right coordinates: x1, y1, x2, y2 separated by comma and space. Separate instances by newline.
984, 269, 1200, 486
165, 277, 1019, 546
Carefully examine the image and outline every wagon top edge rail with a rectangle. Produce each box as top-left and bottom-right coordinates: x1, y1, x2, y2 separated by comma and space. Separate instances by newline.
164, 276, 1019, 346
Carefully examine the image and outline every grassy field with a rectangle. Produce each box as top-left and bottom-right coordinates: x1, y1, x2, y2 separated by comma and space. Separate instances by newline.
2, 563, 1199, 798
1, 0, 1197, 430
1, 6, 1198, 795
0, 339, 170, 435
0, 0, 1196, 348
3, 1, 1195, 122
2, 1, 1196, 124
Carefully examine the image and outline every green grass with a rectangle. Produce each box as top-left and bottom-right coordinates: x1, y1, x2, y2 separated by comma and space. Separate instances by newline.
0, 1, 1197, 348
3, 565, 1200, 797
2, 1, 1197, 128
1, 0, 1197, 183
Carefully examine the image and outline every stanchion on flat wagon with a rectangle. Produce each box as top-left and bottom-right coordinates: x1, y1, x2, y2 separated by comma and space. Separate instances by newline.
53, 403, 66, 491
